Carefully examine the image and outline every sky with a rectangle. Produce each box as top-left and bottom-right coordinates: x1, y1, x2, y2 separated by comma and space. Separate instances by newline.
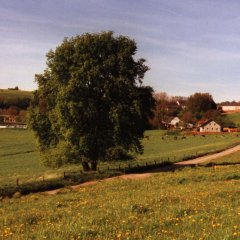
1, 0, 240, 102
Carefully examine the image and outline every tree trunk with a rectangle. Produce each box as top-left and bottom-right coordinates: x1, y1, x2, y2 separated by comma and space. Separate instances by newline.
91, 161, 97, 171
82, 162, 91, 171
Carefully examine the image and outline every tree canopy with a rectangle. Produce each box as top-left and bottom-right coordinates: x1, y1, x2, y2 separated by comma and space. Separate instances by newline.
28, 31, 155, 171
186, 92, 217, 120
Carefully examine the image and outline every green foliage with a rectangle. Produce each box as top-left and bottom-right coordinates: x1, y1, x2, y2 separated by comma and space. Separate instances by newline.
28, 31, 155, 170
105, 146, 132, 161
186, 92, 217, 120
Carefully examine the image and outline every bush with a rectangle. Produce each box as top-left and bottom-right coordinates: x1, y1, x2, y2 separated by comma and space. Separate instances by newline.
105, 146, 132, 161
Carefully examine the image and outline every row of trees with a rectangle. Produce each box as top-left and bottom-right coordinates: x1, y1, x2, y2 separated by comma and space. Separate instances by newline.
0, 97, 31, 110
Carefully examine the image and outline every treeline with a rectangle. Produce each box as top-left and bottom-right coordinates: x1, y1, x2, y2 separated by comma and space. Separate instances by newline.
0, 97, 31, 110
218, 101, 240, 106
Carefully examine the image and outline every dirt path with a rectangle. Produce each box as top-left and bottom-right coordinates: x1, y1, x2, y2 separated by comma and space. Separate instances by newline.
44, 173, 153, 195
43, 144, 240, 195
175, 144, 240, 166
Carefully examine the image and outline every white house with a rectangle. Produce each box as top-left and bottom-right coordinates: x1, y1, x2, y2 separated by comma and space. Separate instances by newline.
199, 120, 221, 133
169, 117, 181, 127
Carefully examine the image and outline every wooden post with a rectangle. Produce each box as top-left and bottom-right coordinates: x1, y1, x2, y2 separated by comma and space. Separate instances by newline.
16, 178, 19, 186
213, 165, 217, 171
63, 171, 66, 179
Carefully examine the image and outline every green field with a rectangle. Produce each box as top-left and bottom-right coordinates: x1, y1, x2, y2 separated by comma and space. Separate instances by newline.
1, 129, 240, 187
0, 165, 239, 239
0, 89, 33, 100
201, 150, 240, 166
223, 112, 240, 127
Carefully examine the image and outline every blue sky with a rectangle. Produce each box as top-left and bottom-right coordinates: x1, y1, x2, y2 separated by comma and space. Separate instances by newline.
1, 0, 240, 101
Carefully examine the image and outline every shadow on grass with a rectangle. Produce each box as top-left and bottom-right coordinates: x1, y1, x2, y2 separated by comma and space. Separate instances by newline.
1, 159, 240, 199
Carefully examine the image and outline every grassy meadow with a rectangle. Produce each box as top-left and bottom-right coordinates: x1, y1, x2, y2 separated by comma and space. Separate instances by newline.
201, 149, 240, 166
1, 129, 240, 187
0, 89, 33, 100
223, 112, 240, 127
0, 165, 240, 239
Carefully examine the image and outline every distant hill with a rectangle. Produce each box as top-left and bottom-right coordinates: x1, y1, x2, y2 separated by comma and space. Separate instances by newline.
0, 89, 33, 99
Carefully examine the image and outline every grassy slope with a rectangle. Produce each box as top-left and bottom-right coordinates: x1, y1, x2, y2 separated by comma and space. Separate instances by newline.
223, 112, 240, 127
201, 149, 240, 165
0, 165, 239, 239
1, 129, 240, 186
0, 89, 33, 100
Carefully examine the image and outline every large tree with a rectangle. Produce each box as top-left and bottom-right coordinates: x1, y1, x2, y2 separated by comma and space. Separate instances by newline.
186, 92, 217, 120
28, 31, 155, 171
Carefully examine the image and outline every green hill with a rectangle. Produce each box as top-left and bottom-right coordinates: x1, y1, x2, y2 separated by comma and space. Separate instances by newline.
0, 89, 33, 100
222, 113, 240, 127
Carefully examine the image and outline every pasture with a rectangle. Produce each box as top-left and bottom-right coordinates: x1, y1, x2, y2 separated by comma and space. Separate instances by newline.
0, 165, 239, 239
0, 129, 240, 188
201, 149, 240, 166
0, 89, 33, 100
223, 112, 240, 127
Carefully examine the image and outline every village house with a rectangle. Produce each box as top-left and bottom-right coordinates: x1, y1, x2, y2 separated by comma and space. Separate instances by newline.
199, 120, 221, 133
166, 116, 182, 129
0, 115, 17, 123
0, 114, 27, 129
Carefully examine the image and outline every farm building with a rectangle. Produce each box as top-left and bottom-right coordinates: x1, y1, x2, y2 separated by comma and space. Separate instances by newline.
218, 105, 240, 113
0, 114, 27, 129
166, 117, 182, 128
0, 114, 17, 123
199, 120, 221, 133
223, 127, 238, 133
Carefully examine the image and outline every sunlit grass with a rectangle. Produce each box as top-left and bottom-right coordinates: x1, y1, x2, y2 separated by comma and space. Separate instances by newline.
0, 165, 239, 239
1, 129, 240, 187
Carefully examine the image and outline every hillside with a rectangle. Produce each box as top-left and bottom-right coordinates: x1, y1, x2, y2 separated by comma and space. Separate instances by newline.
0, 89, 33, 100
222, 112, 240, 127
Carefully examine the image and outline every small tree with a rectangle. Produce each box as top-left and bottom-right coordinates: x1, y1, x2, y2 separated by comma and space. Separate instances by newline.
28, 31, 155, 171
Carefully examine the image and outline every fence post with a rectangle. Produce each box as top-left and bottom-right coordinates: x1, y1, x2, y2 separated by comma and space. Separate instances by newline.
63, 171, 66, 179
16, 178, 19, 187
